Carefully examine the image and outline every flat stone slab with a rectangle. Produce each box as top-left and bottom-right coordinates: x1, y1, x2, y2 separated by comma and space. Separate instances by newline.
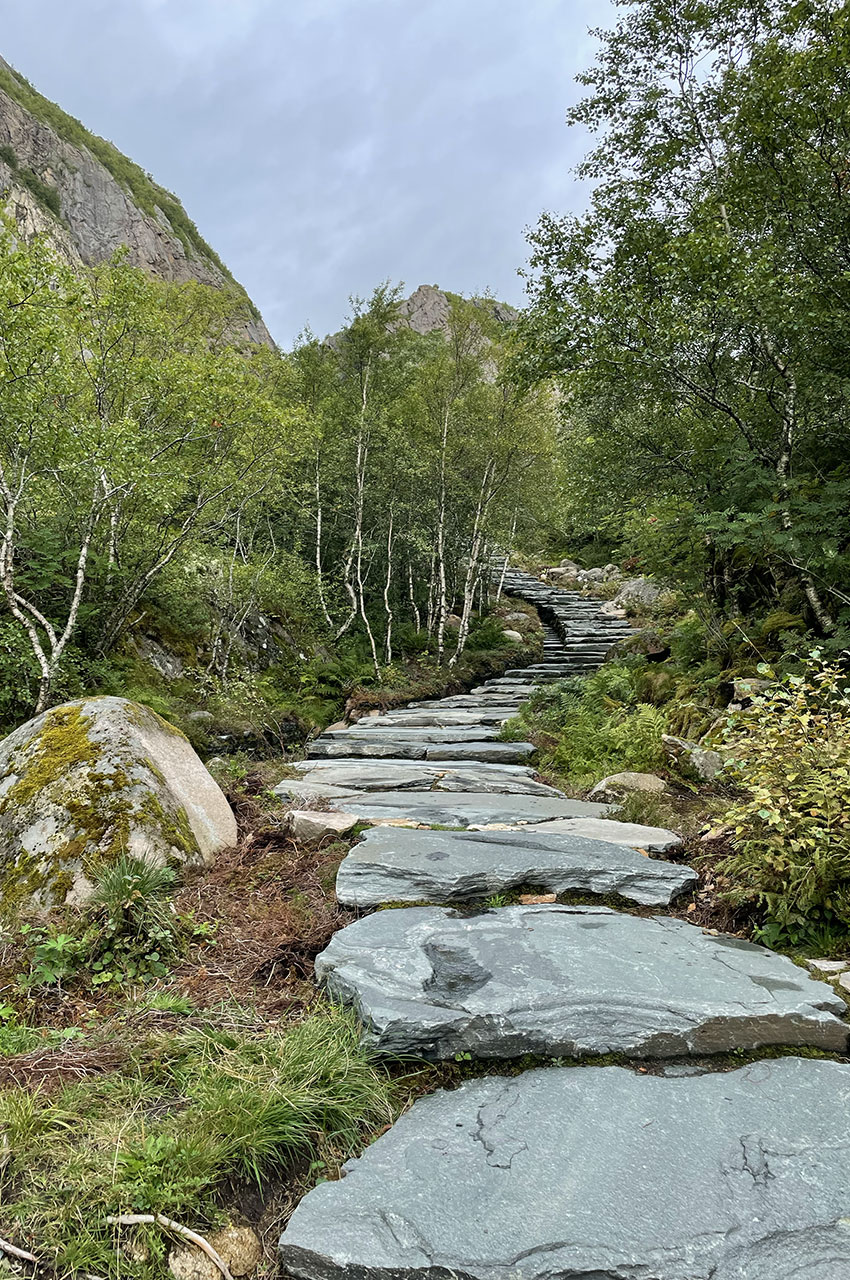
272, 779, 361, 802
360, 710, 513, 727
279, 1058, 850, 1280
335, 826, 697, 908
306, 740, 536, 763
315, 905, 849, 1059
289, 760, 560, 796
336, 791, 610, 828
322, 726, 500, 743
517, 815, 683, 852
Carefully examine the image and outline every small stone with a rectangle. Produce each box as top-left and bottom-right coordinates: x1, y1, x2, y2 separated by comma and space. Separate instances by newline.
170, 1225, 261, 1280
589, 771, 668, 799
840, 973, 850, 995
662, 734, 724, 781
519, 892, 557, 904
807, 958, 850, 975
287, 810, 357, 843
501, 629, 524, 643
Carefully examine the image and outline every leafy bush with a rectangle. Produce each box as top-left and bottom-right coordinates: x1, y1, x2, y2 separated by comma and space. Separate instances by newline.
465, 616, 513, 651
718, 655, 850, 949
510, 661, 670, 783
18, 858, 207, 991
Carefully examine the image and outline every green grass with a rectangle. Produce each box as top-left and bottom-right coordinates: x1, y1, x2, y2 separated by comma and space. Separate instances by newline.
0, 1002, 400, 1274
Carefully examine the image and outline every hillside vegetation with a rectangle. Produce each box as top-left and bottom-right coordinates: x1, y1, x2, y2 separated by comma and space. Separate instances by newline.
1, 1, 850, 1274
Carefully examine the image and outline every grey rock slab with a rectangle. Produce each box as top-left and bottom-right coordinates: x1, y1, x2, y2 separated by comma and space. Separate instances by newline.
291, 757, 537, 781
315, 905, 849, 1059
520, 815, 683, 852
360, 711, 513, 727
280, 1058, 850, 1280
339, 791, 609, 828
423, 741, 536, 764
322, 726, 500, 743
335, 825, 697, 908
306, 739, 537, 764
272, 779, 362, 802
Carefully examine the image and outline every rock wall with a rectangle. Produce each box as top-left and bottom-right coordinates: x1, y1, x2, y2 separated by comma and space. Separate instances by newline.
0, 54, 272, 347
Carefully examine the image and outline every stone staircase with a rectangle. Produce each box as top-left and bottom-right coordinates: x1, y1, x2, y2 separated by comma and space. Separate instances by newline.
278, 567, 850, 1278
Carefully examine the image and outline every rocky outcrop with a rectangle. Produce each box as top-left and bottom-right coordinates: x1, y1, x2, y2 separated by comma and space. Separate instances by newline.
315, 904, 848, 1059
662, 733, 724, 781
610, 576, 665, 612
280, 1059, 850, 1279
0, 55, 271, 346
0, 696, 236, 910
395, 283, 518, 337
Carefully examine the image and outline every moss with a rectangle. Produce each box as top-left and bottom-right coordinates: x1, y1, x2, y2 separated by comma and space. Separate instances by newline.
0, 702, 199, 911
2, 705, 100, 812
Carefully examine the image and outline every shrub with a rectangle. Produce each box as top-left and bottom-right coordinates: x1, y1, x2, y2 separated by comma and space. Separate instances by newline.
512, 662, 670, 783
18, 858, 205, 991
718, 655, 850, 949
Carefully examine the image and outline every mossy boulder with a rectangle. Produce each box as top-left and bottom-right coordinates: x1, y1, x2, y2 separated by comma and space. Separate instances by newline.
0, 696, 237, 911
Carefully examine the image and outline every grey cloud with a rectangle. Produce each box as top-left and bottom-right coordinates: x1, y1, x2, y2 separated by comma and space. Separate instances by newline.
2, 0, 610, 344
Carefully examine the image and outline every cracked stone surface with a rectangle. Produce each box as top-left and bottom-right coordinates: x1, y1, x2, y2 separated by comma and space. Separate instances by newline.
306, 739, 536, 763
323, 726, 501, 743
279, 1058, 850, 1280
285, 759, 565, 796
501, 815, 683, 852
315, 905, 849, 1059
335, 826, 697, 908
330, 791, 610, 828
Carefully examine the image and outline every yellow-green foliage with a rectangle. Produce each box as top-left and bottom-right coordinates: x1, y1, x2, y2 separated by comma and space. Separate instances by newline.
719, 656, 850, 948
504, 662, 670, 784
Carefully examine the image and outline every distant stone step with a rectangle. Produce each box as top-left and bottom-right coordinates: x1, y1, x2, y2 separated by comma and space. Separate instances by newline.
279, 1058, 850, 1279
321, 726, 500, 743
287, 759, 564, 797
359, 710, 514, 727
335, 825, 697, 908
331, 790, 608, 828
315, 905, 849, 1059
306, 740, 536, 764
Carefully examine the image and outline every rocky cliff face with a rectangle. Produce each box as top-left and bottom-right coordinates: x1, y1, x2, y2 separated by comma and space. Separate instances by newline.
0, 55, 272, 347
396, 283, 518, 336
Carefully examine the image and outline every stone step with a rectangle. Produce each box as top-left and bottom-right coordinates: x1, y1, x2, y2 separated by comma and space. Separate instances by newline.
279, 1058, 850, 1279
358, 710, 514, 727
320, 726, 500, 743
332, 790, 608, 828
335, 825, 697, 908
306, 740, 537, 764
285, 759, 564, 797
315, 905, 849, 1059
507, 815, 683, 852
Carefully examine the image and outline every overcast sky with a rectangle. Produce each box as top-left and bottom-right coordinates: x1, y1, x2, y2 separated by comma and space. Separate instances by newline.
2, 0, 611, 346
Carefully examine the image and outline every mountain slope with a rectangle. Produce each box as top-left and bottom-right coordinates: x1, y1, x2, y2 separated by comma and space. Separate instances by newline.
0, 54, 272, 346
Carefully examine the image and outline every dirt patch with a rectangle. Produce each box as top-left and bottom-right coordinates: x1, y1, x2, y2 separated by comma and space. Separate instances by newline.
0, 1041, 129, 1094
173, 788, 355, 1014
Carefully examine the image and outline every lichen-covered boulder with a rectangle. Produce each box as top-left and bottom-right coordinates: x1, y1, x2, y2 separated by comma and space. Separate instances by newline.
0, 696, 237, 911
